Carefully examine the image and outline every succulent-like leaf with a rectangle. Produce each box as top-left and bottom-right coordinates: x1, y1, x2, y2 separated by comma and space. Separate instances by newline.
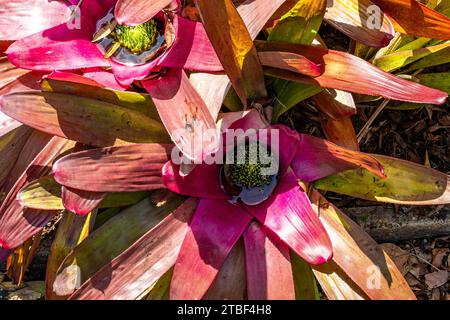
170, 198, 252, 300
314, 155, 450, 205
290, 253, 320, 300
0, 92, 170, 147
416, 72, 450, 94
203, 240, 247, 300
142, 69, 219, 162
374, 42, 450, 72
320, 116, 359, 151
0, 126, 31, 189
41, 72, 161, 121
61, 187, 106, 216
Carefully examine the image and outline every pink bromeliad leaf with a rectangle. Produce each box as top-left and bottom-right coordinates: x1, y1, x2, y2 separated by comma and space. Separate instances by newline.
244, 169, 333, 265
0, 136, 74, 250
142, 69, 219, 162
68, 198, 197, 300
244, 221, 296, 300
0, 0, 76, 41
203, 240, 247, 300
114, 0, 173, 26
170, 198, 252, 300
53, 144, 172, 192
291, 134, 385, 182
0, 126, 31, 190
257, 41, 448, 105
61, 187, 106, 216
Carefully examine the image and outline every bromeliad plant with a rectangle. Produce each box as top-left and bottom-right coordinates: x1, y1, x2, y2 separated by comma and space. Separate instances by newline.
0, 0, 450, 300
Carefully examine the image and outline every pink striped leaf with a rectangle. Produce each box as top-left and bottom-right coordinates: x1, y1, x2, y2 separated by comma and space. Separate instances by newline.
292, 134, 384, 182
61, 186, 106, 216
170, 198, 252, 300
68, 198, 197, 300
243, 221, 295, 300
203, 240, 247, 300
53, 144, 172, 192
244, 169, 332, 265
142, 68, 219, 162
0, 137, 74, 250
256, 40, 448, 105
114, 0, 172, 26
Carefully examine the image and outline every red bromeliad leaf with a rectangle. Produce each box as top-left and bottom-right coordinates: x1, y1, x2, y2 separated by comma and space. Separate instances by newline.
256, 41, 448, 105
114, 0, 172, 26
170, 198, 252, 300
194, 0, 268, 107
0, 0, 74, 41
324, 0, 395, 47
68, 198, 197, 300
0, 126, 32, 189
372, 0, 450, 40
0, 137, 74, 250
61, 186, 106, 216
142, 69, 219, 162
203, 240, 246, 300
258, 51, 321, 77
244, 169, 332, 265
0, 91, 169, 147
291, 134, 384, 182
310, 191, 416, 300
243, 221, 295, 300
53, 144, 172, 192
0, 70, 45, 97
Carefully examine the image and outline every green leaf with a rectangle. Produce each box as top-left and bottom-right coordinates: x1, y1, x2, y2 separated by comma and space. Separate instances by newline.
314, 154, 450, 205
18, 176, 150, 211
268, 0, 325, 121
417, 72, 450, 94
374, 42, 450, 72
291, 253, 320, 300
